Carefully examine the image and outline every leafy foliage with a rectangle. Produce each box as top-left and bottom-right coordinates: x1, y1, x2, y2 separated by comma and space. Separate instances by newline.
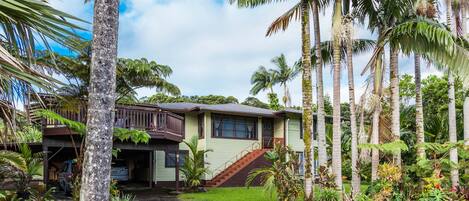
241, 97, 270, 109
315, 188, 341, 201
246, 144, 303, 201
359, 140, 409, 155
180, 136, 212, 190
142, 93, 239, 105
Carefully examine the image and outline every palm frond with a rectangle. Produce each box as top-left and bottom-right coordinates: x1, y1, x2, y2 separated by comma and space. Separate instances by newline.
229, 0, 289, 8
0, 150, 27, 171
389, 17, 469, 78
266, 2, 302, 36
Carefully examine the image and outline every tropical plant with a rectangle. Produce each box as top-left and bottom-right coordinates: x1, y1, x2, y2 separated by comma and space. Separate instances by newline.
241, 97, 269, 109
270, 54, 300, 107
249, 65, 282, 110
0, 144, 45, 199
246, 144, 303, 201
315, 188, 341, 201
39, 45, 181, 102
0, 0, 84, 144
111, 194, 136, 201
28, 186, 55, 201
180, 136, 212, 191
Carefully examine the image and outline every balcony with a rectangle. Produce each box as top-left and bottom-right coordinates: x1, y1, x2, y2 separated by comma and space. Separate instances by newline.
36, 104, 185, 142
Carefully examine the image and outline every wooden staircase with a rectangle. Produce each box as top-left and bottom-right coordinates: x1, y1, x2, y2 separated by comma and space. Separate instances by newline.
206, 149, 269, 187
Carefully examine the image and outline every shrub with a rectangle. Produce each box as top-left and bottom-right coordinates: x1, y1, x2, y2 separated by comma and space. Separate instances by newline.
315, 188, 340, 201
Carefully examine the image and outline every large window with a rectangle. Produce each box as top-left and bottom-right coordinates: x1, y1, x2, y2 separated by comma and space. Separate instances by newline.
165, 150, 188, 168
212, 114, 257, 139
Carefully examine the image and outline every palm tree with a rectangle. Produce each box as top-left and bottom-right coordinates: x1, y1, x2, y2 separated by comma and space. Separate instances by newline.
270, 54, 300, 107
413, 0, 438, 159
311, 0, 328, 170
445, 0, 459, 188
331, 0, 343, 190
80, 0, 119, 200
181, 136, 213, 191
344, 16, 360, 197
250, 66, 276, 95
231, 0, 315, 199
0, 0, 83, 142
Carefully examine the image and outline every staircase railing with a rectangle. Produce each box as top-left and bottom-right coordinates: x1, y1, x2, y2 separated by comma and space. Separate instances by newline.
209, 141, 261, 180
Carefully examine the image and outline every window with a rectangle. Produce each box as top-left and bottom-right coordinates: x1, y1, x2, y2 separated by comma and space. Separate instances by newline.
165, 150, 188, 168
297, 152, 304, 176
198, 113, 204, 139
212, 114, 257, 140
300, 119, 303, 139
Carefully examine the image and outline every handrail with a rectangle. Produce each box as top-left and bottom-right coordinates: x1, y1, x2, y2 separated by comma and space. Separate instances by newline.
209, 141, 261, 179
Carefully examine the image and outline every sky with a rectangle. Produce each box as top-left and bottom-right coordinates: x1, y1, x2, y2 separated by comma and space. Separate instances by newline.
49, 0, 444, 106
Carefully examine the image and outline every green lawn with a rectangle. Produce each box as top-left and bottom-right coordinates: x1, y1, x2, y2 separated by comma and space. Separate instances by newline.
179, 187, 277, 201
179, 184, 369, 201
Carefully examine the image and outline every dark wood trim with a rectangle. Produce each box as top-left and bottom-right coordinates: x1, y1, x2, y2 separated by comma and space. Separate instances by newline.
211, 113, 258, 140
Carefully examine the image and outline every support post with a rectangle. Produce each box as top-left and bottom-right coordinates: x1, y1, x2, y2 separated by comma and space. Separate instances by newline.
149, 151, 153, 188
175, 148, 180, 192
43, 146, 49, 187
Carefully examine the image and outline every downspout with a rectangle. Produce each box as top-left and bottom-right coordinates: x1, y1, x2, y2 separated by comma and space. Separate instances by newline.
285, 118, 290, 146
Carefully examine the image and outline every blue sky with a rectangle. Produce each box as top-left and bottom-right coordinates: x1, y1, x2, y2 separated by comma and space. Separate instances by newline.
49, 0, 443, 106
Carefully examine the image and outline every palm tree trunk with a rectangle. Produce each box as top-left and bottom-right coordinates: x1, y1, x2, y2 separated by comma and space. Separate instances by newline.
448, 73, 459, 188
371, 102, 380, 182
371, 57, 383, 182
80, 0, 119, 200
312, 0, 327, 169
283, 84, 288, 107
358, 96, 370, 162
465, 97, 469, 174
331, 0, 343, 190
345, 18, 360, 197
446, 0, 459, 188
300, 1, 314, 200
389, 48, 401, 166
414, 54, 425, 158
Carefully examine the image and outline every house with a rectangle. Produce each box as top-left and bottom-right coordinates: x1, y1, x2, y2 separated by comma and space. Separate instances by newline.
25, 97, 329, 191
153, 103, 326, 187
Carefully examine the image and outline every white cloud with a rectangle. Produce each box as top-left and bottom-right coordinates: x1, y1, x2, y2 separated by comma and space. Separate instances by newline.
49, 0, 443, 106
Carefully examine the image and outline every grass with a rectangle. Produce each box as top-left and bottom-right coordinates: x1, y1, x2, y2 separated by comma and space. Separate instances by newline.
179, 187, 276, 201
179, 184, 370, 201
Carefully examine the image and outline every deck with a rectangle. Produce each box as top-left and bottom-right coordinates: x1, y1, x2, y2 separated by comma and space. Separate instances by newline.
34, 104, 185, 142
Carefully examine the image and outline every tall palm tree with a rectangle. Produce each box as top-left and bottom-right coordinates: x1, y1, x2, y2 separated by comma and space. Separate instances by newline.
311, 0, 328, 170
344, 16, 360, 197
80, 0, 119, 200
270, 54, 300, 107
446, 0, 459, 188
389, 46, 400, 166
331, 0, 343, 190
413, 0, 438, 159
230, 0, 316, 199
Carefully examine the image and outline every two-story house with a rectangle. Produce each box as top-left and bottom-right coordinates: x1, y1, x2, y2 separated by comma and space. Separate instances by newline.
26, 97, 327, 191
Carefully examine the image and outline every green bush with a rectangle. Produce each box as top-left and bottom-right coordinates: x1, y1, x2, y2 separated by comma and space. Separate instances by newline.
315, 188, 340, 201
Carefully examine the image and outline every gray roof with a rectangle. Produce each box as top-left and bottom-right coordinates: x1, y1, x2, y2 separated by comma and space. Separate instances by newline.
157, 102, 331, 119
157, 102, 277, 117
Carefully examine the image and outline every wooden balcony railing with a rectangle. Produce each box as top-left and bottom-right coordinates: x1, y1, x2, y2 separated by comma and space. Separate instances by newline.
37, 104, 184, 142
